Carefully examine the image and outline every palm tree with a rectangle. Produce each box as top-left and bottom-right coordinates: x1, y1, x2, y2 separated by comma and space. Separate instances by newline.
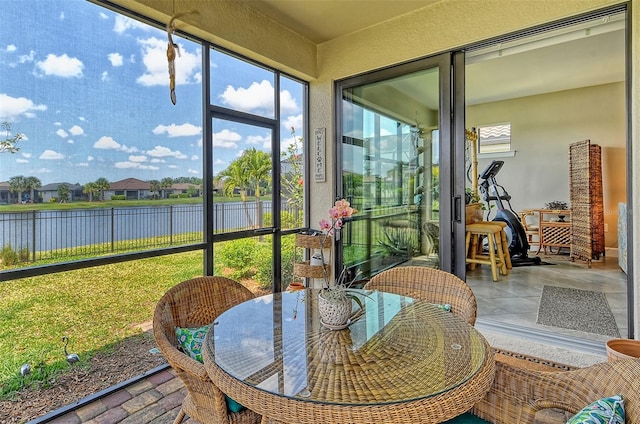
242, 147, 271, 199
8, 175, 27, 203
24, 176, 41, 203
215, 160, 253, 226
57, 184, 70, 203
94, 177, 109, 201
149, 180, 161, 199
83, 182, 98, 202
161, 177, 173, 199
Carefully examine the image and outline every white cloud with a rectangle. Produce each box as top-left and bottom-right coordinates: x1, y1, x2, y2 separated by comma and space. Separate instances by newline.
69, 125, 84, 136
191, 155, 198, 160
16, 158, 29, 163
35, 168, 52, 174
67, 139, 74, 144
114, 161, 159, 170
36, 54, 84, 78
152, 123, 202, 137
6, 45, 16, 52
77, 162, 89, 167
285, 115, 303, 135
21, 153, 31, 158
280, 89, 299, 115
220, 80, 274, 115
101, 71, 109, 81
121, 145, 139, 153
188, 168, 199, 174
108, 52, 123, 67
212, 129, 242, 148
246, 134, 270, 147
56, 129, 68, 138
0, 93, 47, 120
40, 149, 65, 160
79, 116, 86, 121
150, 158, 165, 163
136, 37, 200, 87
146, 145, 187, 159
99, 12, 109, 20
93, 136, 121, 150
87, 156, 94, 161
113, 15, 149, 34
168, 165, 178, 169
18, 50, 35, 64
128, 155, 147, 162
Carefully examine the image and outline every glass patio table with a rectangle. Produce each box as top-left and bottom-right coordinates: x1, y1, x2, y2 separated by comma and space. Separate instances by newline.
203, 289, 495, 424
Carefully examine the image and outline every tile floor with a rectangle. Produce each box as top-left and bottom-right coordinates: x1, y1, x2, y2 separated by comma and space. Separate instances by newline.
467, 249, 628, 346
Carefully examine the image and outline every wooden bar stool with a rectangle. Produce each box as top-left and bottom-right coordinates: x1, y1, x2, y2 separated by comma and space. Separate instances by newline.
465, 222, 508, 282
491, 221, 513, 270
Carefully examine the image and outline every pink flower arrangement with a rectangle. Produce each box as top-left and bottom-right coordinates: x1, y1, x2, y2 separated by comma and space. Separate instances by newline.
319, 199, 358, 236
316, 199, 358, 290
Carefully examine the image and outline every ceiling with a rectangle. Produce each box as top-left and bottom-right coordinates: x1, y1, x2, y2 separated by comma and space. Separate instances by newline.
237, 1, 625, 107
236, 0, 441, 44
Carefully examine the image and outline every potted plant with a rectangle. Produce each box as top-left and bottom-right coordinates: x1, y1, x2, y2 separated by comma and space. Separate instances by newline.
545, 200, 569, 221
465, 188, 484, 224
316, 199, 368, 329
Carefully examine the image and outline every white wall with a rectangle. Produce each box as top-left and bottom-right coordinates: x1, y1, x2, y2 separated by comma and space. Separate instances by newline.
467, 82, 626, 249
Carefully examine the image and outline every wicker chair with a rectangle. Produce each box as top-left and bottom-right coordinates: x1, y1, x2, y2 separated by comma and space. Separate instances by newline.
472, 357, 640, 423
363, 266, 477, 325
153, 276, 262, 424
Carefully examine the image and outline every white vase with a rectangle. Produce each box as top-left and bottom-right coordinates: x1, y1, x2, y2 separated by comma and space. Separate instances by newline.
317, 290, 352, 329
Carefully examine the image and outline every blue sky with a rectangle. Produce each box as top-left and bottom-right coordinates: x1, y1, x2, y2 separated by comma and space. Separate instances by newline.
0, 0, 303, 186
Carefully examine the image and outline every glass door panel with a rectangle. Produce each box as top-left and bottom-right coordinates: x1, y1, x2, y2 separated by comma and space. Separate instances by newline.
211, 118, 273, 233
339, 65, 445, 280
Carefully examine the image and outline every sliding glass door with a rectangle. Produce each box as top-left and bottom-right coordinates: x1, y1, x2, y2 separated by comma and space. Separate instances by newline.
336, 54, 458, 280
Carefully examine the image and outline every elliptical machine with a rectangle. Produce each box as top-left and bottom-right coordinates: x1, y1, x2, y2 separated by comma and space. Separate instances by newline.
478, 160, 541, 266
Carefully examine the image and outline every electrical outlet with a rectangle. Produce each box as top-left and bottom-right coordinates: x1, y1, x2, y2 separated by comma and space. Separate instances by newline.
604, 223, 609, 232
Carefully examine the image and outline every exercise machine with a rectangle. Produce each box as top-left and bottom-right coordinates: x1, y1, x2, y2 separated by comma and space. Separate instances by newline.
478, 160, 541, 266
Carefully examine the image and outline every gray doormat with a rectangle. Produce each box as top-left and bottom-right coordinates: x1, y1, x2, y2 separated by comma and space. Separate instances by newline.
537, 285, 621, 337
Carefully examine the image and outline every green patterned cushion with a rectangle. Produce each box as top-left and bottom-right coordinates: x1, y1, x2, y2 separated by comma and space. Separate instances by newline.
443, 412, 490, 423
175, 325, 210, 363
566, 395, 625, 424
174, 324, 245, 413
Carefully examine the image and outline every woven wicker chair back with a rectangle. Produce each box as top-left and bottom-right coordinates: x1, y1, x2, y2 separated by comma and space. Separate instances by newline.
363, 266, 477, 325
153, 276, 261, 424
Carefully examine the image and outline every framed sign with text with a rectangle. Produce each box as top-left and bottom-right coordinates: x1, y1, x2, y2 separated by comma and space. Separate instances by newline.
314, 128, 326, 182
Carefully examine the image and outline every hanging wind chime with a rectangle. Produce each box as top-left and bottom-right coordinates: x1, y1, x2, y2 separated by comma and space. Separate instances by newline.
166, 10, 197, 105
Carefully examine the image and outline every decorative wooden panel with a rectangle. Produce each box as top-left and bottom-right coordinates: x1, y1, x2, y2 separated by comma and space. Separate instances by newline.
569, 140, 605, 266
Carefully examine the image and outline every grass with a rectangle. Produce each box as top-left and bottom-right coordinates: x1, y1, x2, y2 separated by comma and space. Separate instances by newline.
0, 251, 202, 397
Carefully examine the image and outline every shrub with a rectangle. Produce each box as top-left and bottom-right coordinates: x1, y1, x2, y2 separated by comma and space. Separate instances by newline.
0, 245, 19, 266
216, 238, 259, 279
254, 236, 298, 289
18, 247, 30, 262
263, 211, 303, 229
111, 195, 126, 200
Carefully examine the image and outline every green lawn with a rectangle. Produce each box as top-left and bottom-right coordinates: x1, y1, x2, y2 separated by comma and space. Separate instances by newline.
0, 251, 202, 397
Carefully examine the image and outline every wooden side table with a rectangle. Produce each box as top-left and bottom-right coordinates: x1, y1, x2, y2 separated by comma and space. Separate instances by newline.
536, 209, 571, 254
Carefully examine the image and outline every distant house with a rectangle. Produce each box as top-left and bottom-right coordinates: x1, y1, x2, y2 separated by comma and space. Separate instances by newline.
0, 181, 11, 204
104, 178, 152, 200
38, 182, 83, 203
170, 183, 201, 197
